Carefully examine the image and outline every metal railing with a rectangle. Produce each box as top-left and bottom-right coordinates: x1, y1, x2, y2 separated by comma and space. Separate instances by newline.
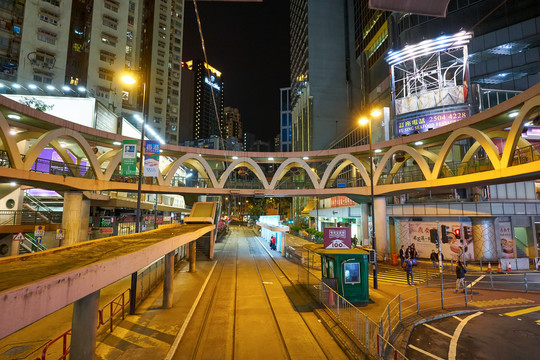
35, 329, 71, 360
98, 289, 130, 333
20, 234, 47, 253
298, 265, 407, 359
379, 282, 471, 341
0, 209, 62, 225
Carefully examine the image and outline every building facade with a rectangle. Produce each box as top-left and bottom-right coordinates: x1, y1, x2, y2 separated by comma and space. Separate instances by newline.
0, 0, 186, 145
279, 87, 292, 152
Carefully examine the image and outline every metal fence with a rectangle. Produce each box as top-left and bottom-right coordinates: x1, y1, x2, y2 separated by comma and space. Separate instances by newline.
297, 265, 407, 359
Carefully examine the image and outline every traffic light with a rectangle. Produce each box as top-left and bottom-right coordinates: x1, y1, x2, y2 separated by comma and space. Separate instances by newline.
463, 226, 471, 239
441, 225, 449, 243
454, 228, 461, 239
430, 228, 439, 244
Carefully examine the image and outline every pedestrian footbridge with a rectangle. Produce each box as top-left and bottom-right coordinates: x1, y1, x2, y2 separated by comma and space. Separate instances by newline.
1, 83, 540, 197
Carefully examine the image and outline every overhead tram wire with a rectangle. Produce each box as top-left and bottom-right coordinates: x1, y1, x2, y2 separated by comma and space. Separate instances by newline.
193, 0, 229, 159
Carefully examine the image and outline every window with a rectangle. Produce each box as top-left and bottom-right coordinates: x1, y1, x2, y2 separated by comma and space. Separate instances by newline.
100, 50, 115, 64
37, 29, 56, 44
33, 71, 53, 84
128, 15, 134, 25
344, 263, 360, 284
35, 50, 55, 68
42, 0, 60, 6
104, 0, 119, 13
98, 67, 114, 81
154, 107, 162, 114
129, 1, 135, 11
155, 97, 163, 104
102, 15, 118, 30
96, 86, 110, 99
101, 32, 117, 47
157, 59, 164, 67
156, 69, 164, 76
39, 9, 59, 25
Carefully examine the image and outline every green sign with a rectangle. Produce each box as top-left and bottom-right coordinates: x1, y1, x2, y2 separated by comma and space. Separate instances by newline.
121, 139, 138, 176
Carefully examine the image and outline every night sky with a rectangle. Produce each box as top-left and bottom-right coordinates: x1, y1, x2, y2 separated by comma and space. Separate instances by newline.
182, 0, 290, 143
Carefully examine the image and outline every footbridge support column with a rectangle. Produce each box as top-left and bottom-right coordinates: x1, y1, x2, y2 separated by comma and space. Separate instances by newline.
374, 196, 388, 260
62, 192, 90, 246
163, 250, 175, 308
70, 290, 100, 360
189, 241, 196, 272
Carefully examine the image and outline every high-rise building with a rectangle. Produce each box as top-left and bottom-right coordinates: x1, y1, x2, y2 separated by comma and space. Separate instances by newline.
0, 0, 185, 145
279, 87, 292, 151
223, 107, 243, 141
179, 59, 224, 142
289, 0, 362, 151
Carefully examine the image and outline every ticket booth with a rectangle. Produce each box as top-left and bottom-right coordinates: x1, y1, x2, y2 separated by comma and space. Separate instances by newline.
304, 243, 370, 303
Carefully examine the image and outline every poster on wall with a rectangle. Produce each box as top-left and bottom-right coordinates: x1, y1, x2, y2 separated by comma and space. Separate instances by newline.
499, 222, 515, 259
143, 140, 160, 177
407, 222, 474, 261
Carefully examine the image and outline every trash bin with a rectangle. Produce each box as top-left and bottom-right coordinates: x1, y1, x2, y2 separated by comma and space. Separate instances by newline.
392, 254, 398, 265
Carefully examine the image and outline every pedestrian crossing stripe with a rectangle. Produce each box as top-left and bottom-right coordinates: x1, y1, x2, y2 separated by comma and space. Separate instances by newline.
504, 305, 540, 317
368, 267, 440, 284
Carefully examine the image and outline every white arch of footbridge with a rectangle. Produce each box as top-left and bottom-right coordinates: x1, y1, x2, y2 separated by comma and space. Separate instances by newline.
1, 83, 540, 196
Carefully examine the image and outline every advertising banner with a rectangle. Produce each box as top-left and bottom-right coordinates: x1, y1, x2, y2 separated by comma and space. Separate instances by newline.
323, 227, 351, 249
397, 109, 470, 136
121, 139, 138, 176
407, 222, 474, 261
499, 222, 515, 259
143, 140, 160, 177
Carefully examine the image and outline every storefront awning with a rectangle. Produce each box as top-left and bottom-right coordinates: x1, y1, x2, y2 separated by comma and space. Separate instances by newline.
301, 198, 316, 217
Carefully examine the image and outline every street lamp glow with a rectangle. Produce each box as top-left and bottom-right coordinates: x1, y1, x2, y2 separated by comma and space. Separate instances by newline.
8, 114, 21, 120
509, 111, 519, 118
46, 85, 55, 90
415, 141, 424, 146
77, 86, 86, 92
232, 156, 238, 160
12, 83, 21, 89
10, 182, 16, 187
122, 75, 137, 85
10, 130, 16, 135
303, 156, 309, 160
358, 117, 369, 125
113, 141, 121, 146
28, 84, 37, 90
374, 149, 382, 153
268, 157, 274, 160
370, 109, 382, 117
62, 85, 71, 91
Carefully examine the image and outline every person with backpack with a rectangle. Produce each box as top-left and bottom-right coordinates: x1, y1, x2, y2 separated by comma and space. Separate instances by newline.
430, 250, 438, 268
404, 256, 414, 286
455, 261, 467, 292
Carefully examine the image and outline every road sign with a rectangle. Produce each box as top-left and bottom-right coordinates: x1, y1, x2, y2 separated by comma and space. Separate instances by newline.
56, 229, 64, 240
35, 236, 43, 243
13, 232, 25, 241
34, 225, 45, 238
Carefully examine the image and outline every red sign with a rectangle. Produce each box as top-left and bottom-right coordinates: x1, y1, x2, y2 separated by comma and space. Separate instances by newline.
100, 227, 114, 234
330, 196, 357, 208
323, 227, 351, 249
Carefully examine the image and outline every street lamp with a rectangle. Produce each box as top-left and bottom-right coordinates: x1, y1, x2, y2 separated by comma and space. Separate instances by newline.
359, 109, 382, 289
122, 73, 147, 314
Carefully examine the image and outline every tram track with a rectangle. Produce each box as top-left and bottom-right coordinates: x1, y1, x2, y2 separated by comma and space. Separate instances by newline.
174, 226, 346, 360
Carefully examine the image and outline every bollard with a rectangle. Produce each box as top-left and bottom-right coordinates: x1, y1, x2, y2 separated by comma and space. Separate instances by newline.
524, 273, 528, 292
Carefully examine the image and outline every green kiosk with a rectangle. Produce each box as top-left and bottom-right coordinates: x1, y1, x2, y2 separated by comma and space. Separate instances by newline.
304, 227, 370, 303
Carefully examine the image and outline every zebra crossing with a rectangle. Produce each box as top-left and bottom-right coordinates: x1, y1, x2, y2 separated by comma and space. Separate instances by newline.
370, 265, 441, 285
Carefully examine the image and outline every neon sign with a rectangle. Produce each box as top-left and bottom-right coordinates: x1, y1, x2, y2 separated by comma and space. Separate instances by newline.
204, 75, 221, 91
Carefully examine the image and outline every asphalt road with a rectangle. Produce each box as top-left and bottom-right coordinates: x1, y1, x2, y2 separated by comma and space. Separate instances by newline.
440, 271, 540, 292
406, 306, 540, 359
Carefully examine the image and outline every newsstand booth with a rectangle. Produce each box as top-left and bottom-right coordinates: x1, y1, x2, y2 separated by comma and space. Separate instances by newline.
304, 227, 370, 303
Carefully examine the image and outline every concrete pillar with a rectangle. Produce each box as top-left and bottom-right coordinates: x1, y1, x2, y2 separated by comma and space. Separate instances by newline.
374, 197, 388, 260
472, 217, 497, 261
70, 290, 100, 360
189, 241, 196, 272
361, 203, 369, 246
388, 217, 396, 255
62, 192, 90, 246
163, 250, 175, 308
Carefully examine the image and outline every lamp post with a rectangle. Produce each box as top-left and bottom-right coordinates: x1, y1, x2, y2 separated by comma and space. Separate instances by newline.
359, 109, 382, 289
122, 74, 147, 314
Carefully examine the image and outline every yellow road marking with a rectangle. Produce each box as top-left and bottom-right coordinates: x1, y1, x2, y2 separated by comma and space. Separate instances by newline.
408, 344, 446, 360
504, 305, 540, 317
423, 323, 453, 338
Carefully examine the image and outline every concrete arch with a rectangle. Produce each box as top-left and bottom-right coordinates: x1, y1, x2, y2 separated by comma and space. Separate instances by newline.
319, 154, 370, 188
99, 150, 122, 181
500, 95, 540, 168
218, 158, 269, 189
385, 149, 453, 184
270, 158, 320, 189
0, 113, 23, 169
164, 154, 218, 188
374, 145, 432, 184
457, 131, 534, 176
432, 127, 501, 180
22, 128, 105, 180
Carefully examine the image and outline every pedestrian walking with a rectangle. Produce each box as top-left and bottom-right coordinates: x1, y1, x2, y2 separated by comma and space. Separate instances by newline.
455, 261, 467, 292
399, 245, 405, 266
404, 256, 414, 285
430, 250, 438, 268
